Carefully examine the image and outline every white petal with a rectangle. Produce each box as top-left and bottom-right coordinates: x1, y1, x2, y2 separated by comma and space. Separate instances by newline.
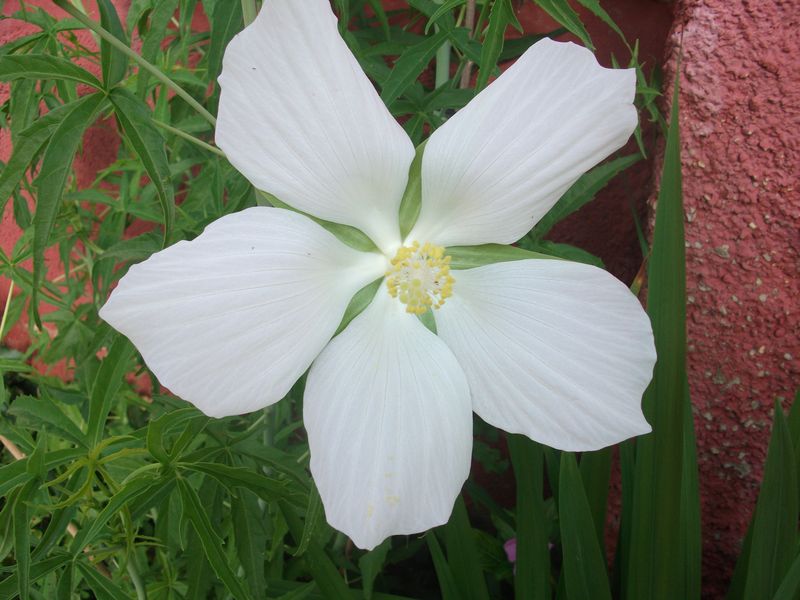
436, 260, 655, 451
216, 0, 414, 252
100, 208, 385, 418
304, 292, 472, 549
409, 39, 637, 248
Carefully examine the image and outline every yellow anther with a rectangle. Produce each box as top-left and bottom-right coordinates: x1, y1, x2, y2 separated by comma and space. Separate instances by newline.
385, 241, 455, 315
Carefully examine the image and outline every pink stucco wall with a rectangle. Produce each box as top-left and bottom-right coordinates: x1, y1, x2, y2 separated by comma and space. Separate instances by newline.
1, 1, 797, 597
662, 0, 799, 595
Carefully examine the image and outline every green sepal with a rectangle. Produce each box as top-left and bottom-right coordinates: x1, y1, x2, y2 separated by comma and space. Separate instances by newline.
257, 191, 379, 253
447, 244, 556, 270
398, 141, 426, 240
334, 278, 383, 337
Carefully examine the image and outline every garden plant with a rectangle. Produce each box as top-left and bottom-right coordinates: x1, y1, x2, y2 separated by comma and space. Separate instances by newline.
0, 1, 797, 599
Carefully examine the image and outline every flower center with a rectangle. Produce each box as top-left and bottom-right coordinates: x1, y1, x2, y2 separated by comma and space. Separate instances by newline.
385, 241, 455, 315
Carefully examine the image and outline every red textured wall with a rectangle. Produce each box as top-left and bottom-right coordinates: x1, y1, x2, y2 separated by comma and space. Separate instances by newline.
661, 0, 800, 595
1, 1, 798, 597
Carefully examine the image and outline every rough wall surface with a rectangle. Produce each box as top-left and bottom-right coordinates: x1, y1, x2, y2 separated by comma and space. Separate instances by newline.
663, 0, 799, 595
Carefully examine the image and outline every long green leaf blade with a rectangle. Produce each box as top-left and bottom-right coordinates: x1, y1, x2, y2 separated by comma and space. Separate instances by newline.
0, 54, 102, 87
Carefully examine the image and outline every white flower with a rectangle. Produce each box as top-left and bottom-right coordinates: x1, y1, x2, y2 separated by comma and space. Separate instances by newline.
100, 0, 656, 549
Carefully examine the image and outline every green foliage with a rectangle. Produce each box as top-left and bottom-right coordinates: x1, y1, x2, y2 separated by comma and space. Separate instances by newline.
0, 1, 790, 599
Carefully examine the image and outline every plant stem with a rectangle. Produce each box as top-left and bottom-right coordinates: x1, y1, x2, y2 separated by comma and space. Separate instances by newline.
152, 120, 227, 158
53, 0, 217, 126
433, 0, 451, 88
459, 0, 477, 88
0, 279, 14, 342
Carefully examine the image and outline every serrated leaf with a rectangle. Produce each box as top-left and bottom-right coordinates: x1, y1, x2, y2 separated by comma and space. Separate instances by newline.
532, 0, 593, 50
86, 334, 135, 447
32, 92, 107, 324
380, 29, 449, 106
76, 560, 134, 600
178, 478, 255, 600
0, 54, 102, 88
476, 0, 517, 92
109, 88, 174, 242
96, 0, 129, 86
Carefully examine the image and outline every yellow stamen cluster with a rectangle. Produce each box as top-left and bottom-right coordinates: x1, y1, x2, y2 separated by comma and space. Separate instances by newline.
386, 241, 455, 315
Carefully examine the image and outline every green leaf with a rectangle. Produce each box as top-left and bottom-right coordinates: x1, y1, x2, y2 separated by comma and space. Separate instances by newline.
178, 478, 255, 600
380, 29, 449, 106
0, 54, 102, 88
476, 0, 520, 92
109, 88, 174, 241
426, 534, 461, 600
444, 497, 490, 600
742, 402, 798, 599
207, 0, 243, 88
532, 0, 593, 50
32, 92, 107, 324
87, 334, 135, 447
0, 553, 71, 599
626, 65, 687, 600
76, 560, 133, 600
183, 461, 303, 504
771, 551, 800, 600
680, 380, 702, 600
8, 395, 85, 446
573, 0, 626, 42
13, 479, 38, 600
398, 142, 426, 240
232, 490, 268, 599
508, 434, 550, 600
425, 0, 466, 33
96, 0, 129, 86
294, 483, 324, 557
69, 477, 156, 556
558, 453, 612, 600
136, 0, 180, 96
359, 539, 391, 600
520, 240, 604, 268
578, 447, 612, 554
447, 244, 554, 270
530, 154, 641, 240
146, 407, 202, 464
0, 100, 79, 218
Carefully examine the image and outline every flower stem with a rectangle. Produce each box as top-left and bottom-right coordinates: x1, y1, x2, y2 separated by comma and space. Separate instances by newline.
52, 0, 217, 126
152, 120, 226, 158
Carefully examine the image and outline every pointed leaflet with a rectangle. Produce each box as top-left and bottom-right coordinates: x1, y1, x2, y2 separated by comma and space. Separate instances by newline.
380, 29, 449, 107
558, 453, 613, 600
32, 93, 107, 324
476, 0, 522, 92
96, 0, 129, 87
109, 88, 174, 241
86, 333, 135, 448
532, 0, 593, 50
742, 402, 798, 600
0, 55, 101, 88
508, 435, 550, 600
627, 72, 689, 598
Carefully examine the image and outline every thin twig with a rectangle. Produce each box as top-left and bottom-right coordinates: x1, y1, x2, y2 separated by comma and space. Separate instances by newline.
459, 0, 477, 89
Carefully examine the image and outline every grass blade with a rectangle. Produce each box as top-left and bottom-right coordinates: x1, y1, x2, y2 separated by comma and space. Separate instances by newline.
443, 496, 490, 600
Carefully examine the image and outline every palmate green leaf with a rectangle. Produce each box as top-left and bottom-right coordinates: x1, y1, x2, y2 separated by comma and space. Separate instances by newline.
627, 69, 688, 599
532, 0, 593, 50
86, 333, 135, 448
8, 395, 86, 447
742, 402, 798, 600
0, 99, 81, 219
69, 477, 157, 556
0, 553, 71, 599
32, 92, 107, 324
178, 478, 255, 600
0, 54, 102, 88
558, 453, 612, 600
76, 560, 133, 600
476, 0, 521, 92
508, 434, 550, 600
110, 88, 175, 242
96, 0, 129, 86
444, 497, 490, 600
530, 154, 642, 240
380, 29, 449, 107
